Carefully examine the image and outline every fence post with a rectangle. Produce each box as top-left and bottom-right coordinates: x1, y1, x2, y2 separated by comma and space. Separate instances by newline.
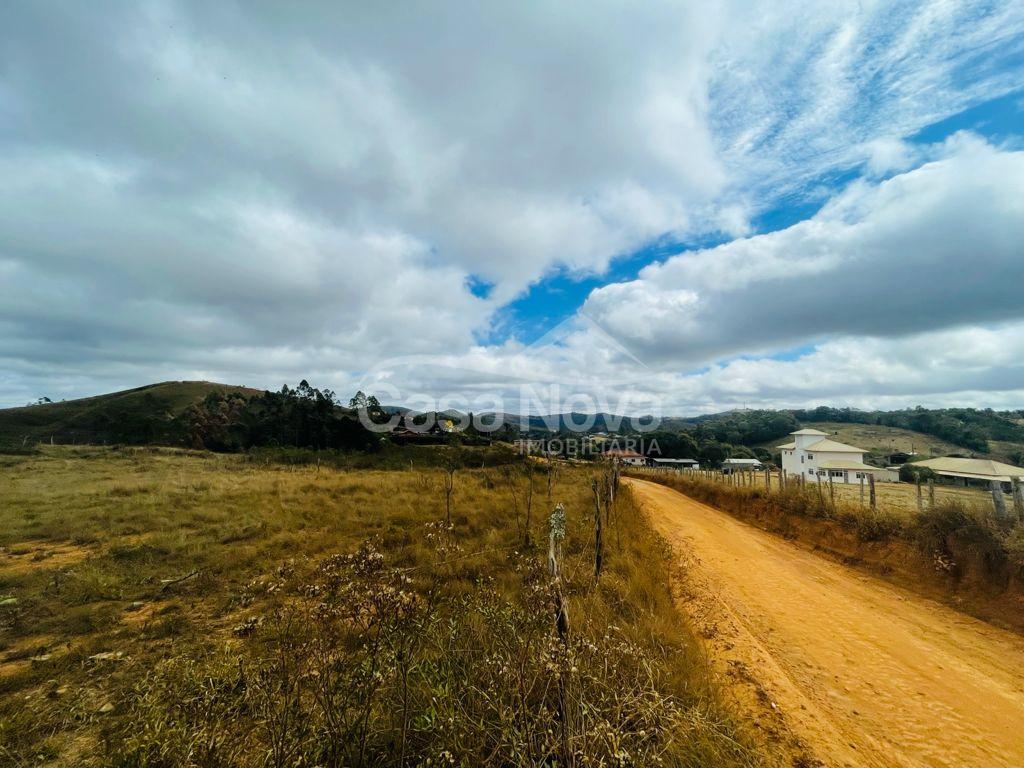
591, 480, 604, 581
928, 478, 936, 511
916, 478, 923, 513
869, 474, 877, 510
548, 504, 569, 638
991, 480, 1008, 521
859, 473, 865, 506
1011, 478, 1024, 521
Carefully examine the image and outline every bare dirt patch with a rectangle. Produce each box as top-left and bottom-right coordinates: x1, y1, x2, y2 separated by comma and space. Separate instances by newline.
0, 541, 93, 578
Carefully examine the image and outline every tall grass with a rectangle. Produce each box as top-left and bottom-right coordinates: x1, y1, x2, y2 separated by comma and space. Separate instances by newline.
1, 448, 760, 767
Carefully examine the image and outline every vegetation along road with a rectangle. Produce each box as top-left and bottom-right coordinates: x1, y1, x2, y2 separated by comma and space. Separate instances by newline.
627, 477, 1024, 768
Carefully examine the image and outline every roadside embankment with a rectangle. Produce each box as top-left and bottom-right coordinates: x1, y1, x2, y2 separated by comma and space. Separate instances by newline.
624, 470, 1024, 632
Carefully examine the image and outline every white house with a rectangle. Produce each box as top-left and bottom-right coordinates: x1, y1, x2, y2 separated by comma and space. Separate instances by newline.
778, 429, 897, 484
603, 448, 647, 467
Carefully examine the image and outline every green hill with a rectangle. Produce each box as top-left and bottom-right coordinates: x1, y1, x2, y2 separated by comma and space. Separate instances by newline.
0, 381, 262, 450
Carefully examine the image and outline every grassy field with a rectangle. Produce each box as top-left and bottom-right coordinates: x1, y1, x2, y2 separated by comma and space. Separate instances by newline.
0, 446, 760, 767
685, 468, 997, 520
828, 478, 994, 516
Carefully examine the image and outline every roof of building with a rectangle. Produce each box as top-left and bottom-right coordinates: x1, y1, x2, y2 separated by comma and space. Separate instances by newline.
790, 428, 829, 436
910, 457, 1024, 481
650, 457, 698, 464
776, 441, 797, 450
817, 459, 891, 473
723, 458, 762, 465
604, 449, 644, 458
804, 438, 867, 454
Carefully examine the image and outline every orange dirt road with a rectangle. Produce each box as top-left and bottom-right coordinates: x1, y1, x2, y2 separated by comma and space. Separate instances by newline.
626, 478, 1024, 768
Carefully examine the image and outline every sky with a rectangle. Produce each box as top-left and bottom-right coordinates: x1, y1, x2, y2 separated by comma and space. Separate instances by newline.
2, 1, 1023, 414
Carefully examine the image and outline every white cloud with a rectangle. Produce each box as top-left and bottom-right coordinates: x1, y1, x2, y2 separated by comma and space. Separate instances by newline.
708, 0, 1024, 201
2, 2, 1023, 408
583, 136, 1024, 368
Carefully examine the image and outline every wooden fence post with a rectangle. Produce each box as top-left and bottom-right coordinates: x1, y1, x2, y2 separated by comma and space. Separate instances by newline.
991, 480, 1008, 521
548, 504, 569, 638
859, 473, 865, 506
869, 474, 876, 510
916, 478, 923, 513
928, 479, 936, 511
1011, 478, 1024, 521
591, 479, 603, 582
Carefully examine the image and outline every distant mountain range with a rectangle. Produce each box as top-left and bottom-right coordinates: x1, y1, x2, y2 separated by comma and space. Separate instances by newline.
2, 382, 1022, 463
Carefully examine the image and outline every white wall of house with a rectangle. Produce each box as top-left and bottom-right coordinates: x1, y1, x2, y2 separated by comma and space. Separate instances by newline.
779, 431, 896, 484
782, 447, 865, 481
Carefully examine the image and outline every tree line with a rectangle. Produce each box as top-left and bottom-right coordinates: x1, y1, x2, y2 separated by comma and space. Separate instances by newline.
791, 406, 1024, 454
183, 382, 381, 451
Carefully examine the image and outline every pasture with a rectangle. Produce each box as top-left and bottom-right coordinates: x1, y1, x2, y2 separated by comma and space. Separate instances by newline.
703, 467, 998, 520
0, 446, 758, 767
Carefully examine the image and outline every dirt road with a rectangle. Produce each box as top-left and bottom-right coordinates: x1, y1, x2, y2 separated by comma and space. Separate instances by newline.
626, 478, 1024, 768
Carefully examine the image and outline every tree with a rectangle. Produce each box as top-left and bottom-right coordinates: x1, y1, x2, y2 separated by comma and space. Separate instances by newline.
698, 441, 728, 467
899, 464, 936, 483
348, 391, 386, 423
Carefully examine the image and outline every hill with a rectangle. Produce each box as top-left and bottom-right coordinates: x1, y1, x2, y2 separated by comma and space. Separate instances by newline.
790, 406, 1024, 463
680, 407, 1024, 464
0, 381, 263, 449
770, 421, 978, 459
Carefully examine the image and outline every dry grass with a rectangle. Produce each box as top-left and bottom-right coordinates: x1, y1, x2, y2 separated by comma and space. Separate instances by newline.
0, 446, 761, 767
829, 478, 993, 517
684, 467, 995, 521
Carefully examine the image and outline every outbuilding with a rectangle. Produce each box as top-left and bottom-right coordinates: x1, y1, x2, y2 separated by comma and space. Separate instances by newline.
908, 457, 1024, 493
650, 457, 700, 470
721, 457, 763, 474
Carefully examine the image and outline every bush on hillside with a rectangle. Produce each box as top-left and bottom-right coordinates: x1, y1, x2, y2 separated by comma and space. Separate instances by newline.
911, 501, 1008, 577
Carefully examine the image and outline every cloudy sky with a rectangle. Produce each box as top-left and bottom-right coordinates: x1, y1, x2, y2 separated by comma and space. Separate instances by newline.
2, 1, 1023, 413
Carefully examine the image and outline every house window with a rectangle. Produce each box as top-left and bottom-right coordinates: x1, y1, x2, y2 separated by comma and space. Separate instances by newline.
807, 454, 814, 460
801, 455, 804, 463
829, 470, 844, 478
